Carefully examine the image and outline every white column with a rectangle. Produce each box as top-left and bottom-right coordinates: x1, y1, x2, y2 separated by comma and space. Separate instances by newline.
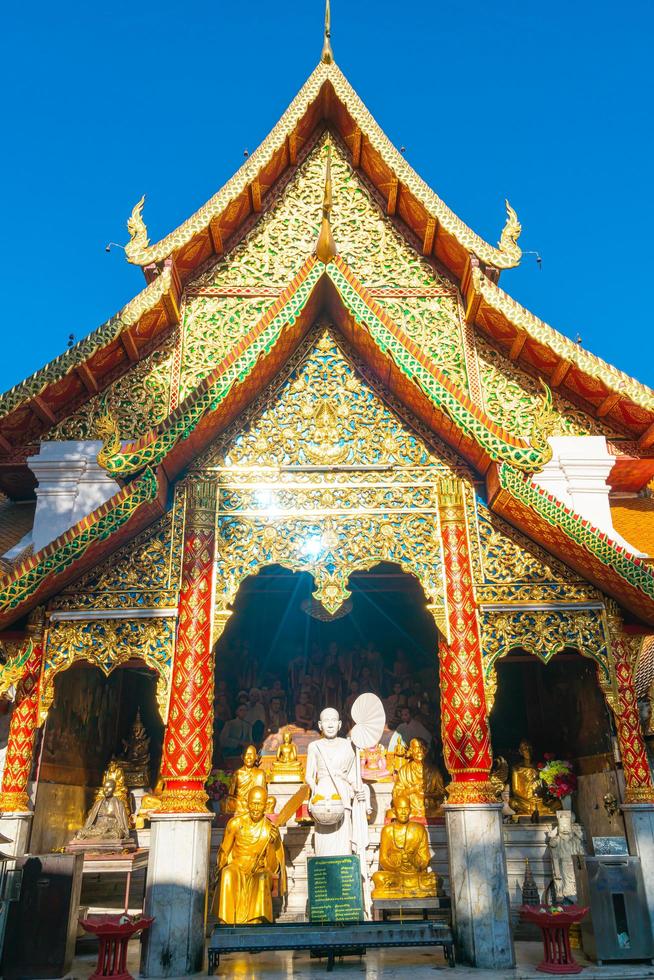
0, 812, 32, 856
27, 441, 119, 552
622, 804, 654, 932
140, 813, 213, 978
444, 803, 514, 969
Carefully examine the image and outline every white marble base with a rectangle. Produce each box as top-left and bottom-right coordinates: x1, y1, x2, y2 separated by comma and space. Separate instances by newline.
140, 813, 213, 978
622, 803, 654, 933
444, 803, 514, 969
0, 812, 32, 855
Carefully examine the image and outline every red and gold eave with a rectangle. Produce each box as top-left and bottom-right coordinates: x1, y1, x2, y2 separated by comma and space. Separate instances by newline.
2, 255, 654, 636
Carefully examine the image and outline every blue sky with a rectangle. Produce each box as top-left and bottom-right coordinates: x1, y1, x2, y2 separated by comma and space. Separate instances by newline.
2, 0, 653, 392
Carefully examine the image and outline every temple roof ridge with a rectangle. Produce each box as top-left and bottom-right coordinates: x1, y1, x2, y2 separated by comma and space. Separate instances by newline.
123, 60, 521, 273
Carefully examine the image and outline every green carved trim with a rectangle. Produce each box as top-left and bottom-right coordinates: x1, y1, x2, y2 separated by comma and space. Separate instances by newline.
327, 261, 553, 473
99, 259, 323, 476
0, 468, 160, 616
498, 463, 654, 600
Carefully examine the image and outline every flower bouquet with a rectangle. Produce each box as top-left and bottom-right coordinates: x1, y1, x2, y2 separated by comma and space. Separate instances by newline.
538, 755, 577, 805
206, 769, 231, 805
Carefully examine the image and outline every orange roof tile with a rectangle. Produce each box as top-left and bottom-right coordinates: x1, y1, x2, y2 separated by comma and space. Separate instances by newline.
0, 497, 34, 557
611, 498, 654, 558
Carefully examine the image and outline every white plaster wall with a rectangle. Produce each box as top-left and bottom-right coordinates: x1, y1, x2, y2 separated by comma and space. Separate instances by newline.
26, 441, 120, 553
534, 435, 644, 555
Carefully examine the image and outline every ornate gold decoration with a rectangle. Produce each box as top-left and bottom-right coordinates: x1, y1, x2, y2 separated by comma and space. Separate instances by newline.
50, 495, 184, 611
51, 339, 175, 442
321, 0, 333, 63
476, 335, 619, 442
205, 329, 449, 620
0, 264, 175, 424
0, 640, 33, 697
96, 409, 121, 471
40, 618, 175, 724
315, 143, 336, 263
445, 780, 498, 805
479, 606, 612, 711
123, 61, 522, 270
156, 787, 210, 813
472, 266, 654, 416
498, 200, 521, 263
125, 195, 149, 262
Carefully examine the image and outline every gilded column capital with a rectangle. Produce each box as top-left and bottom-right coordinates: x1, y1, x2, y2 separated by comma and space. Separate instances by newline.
437, 477, 464, 524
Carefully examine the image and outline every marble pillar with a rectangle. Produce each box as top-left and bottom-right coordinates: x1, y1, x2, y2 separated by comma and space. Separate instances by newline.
140, 813, 213, 978
444, 803, 514, 969
0, 812, 32, 855
622, 804, 654, 933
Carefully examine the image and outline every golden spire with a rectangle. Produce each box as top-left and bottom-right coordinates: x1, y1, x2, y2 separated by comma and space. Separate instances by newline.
315, 143, 337, 263
321, 0, 333, 64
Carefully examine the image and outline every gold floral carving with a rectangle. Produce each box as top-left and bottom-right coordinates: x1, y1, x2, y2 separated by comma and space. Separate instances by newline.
476, 336, 619, 442
479, 607, 613, 711
41, 618, 175, 724
51, 337, 176, 442
192, 327, 455, 625
50, 493, 184, 611
472, 267, 654, 416
125, 62, 520, 270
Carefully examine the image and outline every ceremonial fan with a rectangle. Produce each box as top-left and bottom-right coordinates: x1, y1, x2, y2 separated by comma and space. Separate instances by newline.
349, 693, 386, 918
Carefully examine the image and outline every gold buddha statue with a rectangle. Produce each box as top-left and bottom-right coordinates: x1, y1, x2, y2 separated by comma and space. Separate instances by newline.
510, 739, 557, 817
270, 732, 304, 783
117, 710, 151, 788
134, 777, 164, 829
223, 744, 275, 815
73, 774, 131, 844
213, 786, 287, 925
372, 794, 443, 900
392, 737, 445, 819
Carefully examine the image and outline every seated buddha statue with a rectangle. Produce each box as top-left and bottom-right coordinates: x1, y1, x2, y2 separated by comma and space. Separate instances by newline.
392, 738, 445, 819
73, 776, 131, 843
270, 732, 304, 783
223, 744, 275, 815
372, 794, 444, 899
510, 739, 557, 817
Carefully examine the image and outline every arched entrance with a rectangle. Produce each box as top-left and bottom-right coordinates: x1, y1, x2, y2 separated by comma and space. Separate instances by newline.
212, 562, 441, 771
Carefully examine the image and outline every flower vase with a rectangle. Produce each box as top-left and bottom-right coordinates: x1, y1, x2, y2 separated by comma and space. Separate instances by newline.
561, 794, 572, 811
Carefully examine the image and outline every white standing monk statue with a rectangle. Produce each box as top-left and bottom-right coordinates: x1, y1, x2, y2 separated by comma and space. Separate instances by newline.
306, 707, 368, 857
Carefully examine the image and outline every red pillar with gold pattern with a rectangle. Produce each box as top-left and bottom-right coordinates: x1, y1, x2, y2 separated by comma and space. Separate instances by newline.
612, 633, 654, 803
437, 479, 495, 804
158, 482, 217, 812
0, 608, 45, 813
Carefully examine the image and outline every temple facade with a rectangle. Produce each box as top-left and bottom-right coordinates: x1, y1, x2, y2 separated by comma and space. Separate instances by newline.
1, 23, 654, 975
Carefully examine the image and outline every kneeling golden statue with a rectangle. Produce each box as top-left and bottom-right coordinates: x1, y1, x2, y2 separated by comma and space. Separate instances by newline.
392, 737, 445, 819
372, 794, 443, 900
213, 786, 287, 925
270, 731, 304, 783
223, 744, 275, 815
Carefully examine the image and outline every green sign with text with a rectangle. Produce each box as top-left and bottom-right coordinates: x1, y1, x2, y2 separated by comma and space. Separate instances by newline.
308, 855, 364, 924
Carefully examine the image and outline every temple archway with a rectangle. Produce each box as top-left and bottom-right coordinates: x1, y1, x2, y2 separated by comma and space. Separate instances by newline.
212, 562, 442, 774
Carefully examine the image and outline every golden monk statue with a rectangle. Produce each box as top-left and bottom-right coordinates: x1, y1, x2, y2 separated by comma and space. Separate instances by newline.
510, 739, 557, 817
223, 744, 275, 815
372, 794, 443, 899
134, 777, 164, 829
73, 777, 131, 842
213, 786, 287, 925
270, 732, 304, 783
392, 737, 445, 819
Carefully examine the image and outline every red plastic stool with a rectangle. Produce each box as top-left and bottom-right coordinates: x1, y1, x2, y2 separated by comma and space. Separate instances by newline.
79, 915, 154, 980
520, 905, 589, 974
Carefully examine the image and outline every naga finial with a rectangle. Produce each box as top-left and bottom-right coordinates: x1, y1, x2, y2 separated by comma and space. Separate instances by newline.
321, 0, 334, 64
529, 380, 556, 466
315, 142, 337, 263
125, 195, 149, 262
96, 401, 122, 472
0, 640, 33, 699
498, 199, 522, 265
